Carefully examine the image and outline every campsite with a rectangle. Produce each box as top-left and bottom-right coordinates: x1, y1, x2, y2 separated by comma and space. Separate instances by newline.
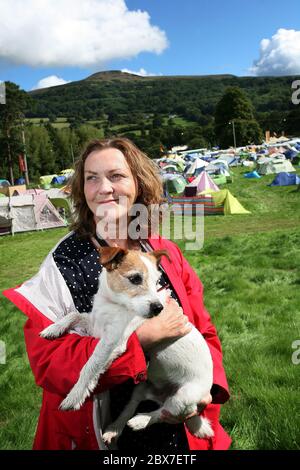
0, 151, 299, 449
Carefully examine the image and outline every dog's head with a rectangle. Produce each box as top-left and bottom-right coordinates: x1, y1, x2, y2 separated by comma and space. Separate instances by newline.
97, 246, 170, 318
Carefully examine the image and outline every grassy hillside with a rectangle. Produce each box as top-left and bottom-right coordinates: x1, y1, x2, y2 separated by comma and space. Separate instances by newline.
0, 168, 299, 449
26, 71, 300, 128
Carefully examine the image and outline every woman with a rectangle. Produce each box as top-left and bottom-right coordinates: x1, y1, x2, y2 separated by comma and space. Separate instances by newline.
3, 137, 231, 451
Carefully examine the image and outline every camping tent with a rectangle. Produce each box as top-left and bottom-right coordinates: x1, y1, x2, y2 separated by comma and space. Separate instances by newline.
184, 158, 208, 176
51, 175, 67, 185
211, 174, 227, 186
200, 189, 251, 215
184, 171, 219, 196
258, 158, 296, 175
40, 175, 57, 189
0, 185, 26, 197
269, 172, 300, 186
163, 174, 186, 194
207, 161, 232, 179
0, 193, 67, 235
167, 194, 224, 216
60, 169, 74, 180
244, 171, 261, 179
161, 164, 178, 173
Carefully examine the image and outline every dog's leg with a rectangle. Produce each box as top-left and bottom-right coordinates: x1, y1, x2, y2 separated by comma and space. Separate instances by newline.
60, 337, 120, 410
128, 384, 214, 438
60, 317, 145, 411
40, 312, 90, 339
127, 386, 196, 431
103, 382, 150, 445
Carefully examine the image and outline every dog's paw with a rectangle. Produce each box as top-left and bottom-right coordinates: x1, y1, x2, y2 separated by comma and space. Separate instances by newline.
59, 387, 90, 411
127, 414, 152, 431
102, 428, 120, 445
40, 324, 61, 339
187, 416, 214, 439
87, 377, 99, 394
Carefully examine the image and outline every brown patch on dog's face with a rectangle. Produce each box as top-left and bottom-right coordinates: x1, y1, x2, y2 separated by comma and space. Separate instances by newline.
98, 246, 128, 271
105, 250, 151, 297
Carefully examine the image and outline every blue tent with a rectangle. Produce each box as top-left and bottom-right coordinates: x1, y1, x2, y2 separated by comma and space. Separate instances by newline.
244, 171, 261, 179
15, 177, 25, 185
269, 172, 300, 186
51, 175, 66, 184
284, 149, 298, 160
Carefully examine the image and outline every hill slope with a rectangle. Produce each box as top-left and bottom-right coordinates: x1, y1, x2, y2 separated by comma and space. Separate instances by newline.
27, 70, 300, 122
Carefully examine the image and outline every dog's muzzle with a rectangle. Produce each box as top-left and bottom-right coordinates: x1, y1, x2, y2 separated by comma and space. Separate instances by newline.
148, 302, 164, 317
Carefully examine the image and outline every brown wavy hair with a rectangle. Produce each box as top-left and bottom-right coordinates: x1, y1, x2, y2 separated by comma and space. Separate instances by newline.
69, 137, 165, 239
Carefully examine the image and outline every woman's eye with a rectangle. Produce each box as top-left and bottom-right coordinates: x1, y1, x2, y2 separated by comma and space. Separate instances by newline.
128, 274, 143, 285
111, 174, 125, 180
86, 175, 97, 181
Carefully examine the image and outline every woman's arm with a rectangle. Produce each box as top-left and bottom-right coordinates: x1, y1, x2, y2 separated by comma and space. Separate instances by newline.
24, 310, 148, 397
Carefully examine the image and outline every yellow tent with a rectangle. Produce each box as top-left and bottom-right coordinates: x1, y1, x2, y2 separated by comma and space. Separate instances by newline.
200, 189, 251, 215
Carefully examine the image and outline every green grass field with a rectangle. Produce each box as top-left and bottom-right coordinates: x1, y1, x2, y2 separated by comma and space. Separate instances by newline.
0, 167, 299, 449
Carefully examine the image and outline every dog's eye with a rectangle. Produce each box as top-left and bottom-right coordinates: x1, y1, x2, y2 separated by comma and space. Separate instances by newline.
127, 274, 143, 285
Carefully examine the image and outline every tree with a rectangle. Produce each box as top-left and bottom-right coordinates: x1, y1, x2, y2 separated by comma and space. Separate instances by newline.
152, 114, 163, 128
215, 87, 263, 148
285, 106, 300, 136
0, 81, 29, 183
25, 125, 54, 179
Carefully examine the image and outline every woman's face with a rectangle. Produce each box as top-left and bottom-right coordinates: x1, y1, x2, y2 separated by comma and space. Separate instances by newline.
84, 147, 138, 227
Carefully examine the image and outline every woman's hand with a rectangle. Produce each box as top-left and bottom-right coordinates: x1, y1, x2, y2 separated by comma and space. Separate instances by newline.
160, 393, 213, 424
136, 297, 192, 350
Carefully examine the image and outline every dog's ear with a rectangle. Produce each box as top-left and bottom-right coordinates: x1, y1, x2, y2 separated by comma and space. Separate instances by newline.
98, 246, 128, 271
149, 249, 171, 267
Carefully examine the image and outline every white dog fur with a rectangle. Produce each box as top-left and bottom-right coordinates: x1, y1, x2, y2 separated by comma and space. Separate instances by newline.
40, 246, 213, 443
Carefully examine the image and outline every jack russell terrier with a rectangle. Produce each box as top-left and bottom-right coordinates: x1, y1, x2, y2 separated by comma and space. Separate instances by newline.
40, 245, 214, 442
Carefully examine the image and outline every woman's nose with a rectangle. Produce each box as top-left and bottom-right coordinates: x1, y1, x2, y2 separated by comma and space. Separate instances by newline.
97, 177, 113, 194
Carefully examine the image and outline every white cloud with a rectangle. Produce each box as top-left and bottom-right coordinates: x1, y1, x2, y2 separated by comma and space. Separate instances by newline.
121, 67, 159, 77
31, 75, 71, 90
0, 0, 168, 67
250, 28, 300, 76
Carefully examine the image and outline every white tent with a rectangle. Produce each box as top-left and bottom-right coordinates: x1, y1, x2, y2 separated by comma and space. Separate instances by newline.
184, 158, 208, 176
0, 193, 67, 235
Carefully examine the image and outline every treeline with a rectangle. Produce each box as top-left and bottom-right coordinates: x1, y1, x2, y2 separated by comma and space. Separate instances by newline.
0, 118, 214, 182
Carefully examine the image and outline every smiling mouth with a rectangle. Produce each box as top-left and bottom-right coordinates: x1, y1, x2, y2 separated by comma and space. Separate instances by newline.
97, 200, 118, 204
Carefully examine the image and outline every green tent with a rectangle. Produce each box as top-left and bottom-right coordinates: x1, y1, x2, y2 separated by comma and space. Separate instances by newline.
200, 189, 250, 215
39, 175, 57, 186
164, 175, 186, 194
211, 174, 227, 186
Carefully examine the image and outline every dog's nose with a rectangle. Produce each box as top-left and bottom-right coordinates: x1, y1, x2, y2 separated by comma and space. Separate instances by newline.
149, 302, 163, 316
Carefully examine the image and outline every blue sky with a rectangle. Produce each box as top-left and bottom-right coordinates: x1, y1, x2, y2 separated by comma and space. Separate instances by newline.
0, 0, 299, 91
